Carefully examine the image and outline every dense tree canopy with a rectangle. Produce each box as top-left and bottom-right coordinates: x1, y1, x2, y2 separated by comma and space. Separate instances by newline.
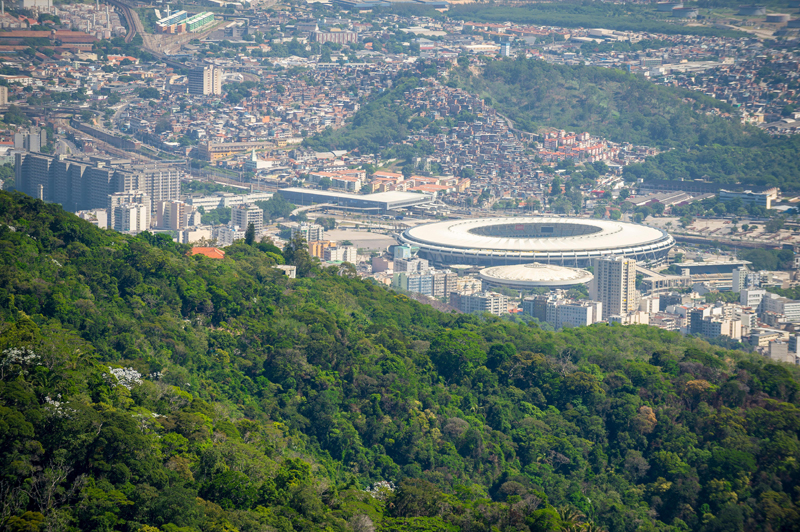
453, 57, 758, 150
1, 191, 800, 532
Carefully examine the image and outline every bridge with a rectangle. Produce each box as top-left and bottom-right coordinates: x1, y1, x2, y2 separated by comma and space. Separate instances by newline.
290, 203, 337, 217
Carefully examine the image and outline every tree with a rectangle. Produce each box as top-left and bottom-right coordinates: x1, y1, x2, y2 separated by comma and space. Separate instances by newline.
766, 217, 785, 233
550, 177, 562, 196
137, 87, 160, 100
245, 223, 256, 245
283, 233, 315, 277
155, 117, 170, 134
428, 330, 486, 383
315, 217, 336, 230
552, 196, 574, 215
391, 480, 446, 518
619, 188, 630, 201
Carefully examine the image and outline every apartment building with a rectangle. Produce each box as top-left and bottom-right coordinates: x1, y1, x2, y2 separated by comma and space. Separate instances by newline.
449, 291, 509, 316
231, 203, 264, 234
188, 66, 223, 96
323, 246, 357, 263
15, 152, 180, 213
108, 191, 151, 233
591, 256, 636, 320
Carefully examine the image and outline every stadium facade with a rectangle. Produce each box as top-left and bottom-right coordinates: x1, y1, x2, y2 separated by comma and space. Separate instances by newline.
398, 217, 674, 267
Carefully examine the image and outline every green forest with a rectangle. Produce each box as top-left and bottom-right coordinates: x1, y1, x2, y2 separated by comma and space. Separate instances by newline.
449, 3, 748, 38
451, 58, 757, 150
3, 191, 800, 532
622, 135, 800, 191
303, 74, 423, 155
303, 62, 440, 155
453, 58, 800, 191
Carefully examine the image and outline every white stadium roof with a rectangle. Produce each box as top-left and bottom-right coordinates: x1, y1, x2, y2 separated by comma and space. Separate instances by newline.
398, 217, 674, 267
403, 217, 667, 252
480, 263, 594, 289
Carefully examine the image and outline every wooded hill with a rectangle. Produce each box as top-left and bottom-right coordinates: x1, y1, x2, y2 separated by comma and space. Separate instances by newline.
451, 58, 756, 150
453, 58, 800, 191
449, 3, 748, 38
2, 191, 800, 532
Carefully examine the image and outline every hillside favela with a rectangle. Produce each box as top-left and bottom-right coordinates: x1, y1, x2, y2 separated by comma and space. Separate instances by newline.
4, 0, 800, 530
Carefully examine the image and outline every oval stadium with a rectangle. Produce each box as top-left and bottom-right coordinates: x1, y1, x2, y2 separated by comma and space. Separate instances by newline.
398, 217, 674, 267
479, 263, 595, 291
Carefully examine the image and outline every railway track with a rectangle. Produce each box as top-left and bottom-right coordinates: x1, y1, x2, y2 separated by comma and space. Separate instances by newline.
105, 0, 140, 43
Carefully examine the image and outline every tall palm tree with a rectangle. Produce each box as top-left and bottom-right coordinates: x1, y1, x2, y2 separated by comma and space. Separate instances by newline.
557, 505, 585, 527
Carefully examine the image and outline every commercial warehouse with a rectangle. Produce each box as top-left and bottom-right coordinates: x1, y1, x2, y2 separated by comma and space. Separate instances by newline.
277, 188, 433, 214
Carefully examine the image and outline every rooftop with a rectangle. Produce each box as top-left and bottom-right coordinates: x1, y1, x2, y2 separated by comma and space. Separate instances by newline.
403, 217, 671, 253
480, 262, 594, 288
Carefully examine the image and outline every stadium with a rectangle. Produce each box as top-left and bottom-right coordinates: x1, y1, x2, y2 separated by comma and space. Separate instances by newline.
398, 217, 674, 267
480, 263, 595, 291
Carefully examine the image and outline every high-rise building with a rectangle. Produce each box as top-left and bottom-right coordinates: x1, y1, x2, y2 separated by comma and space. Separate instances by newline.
212, 225, 246, 246
108, 191, 151, 233
0, 86, 7, 106
522, 294, 553, 322
15, 153, 180, 213
431, 270, 458, 299
188, 66, 222, 96
545, 300, 603, 329
393, 271, 434, 296
394, 257, 429, 273
449, 292, 509, 316
308, 240, 334, 259
591, 256, 636, 319
156, 200, 190, 230
732, 266, 748, 292
290, 223, 324, 242
231, 203, 263, 234
324, 246, 357, 263
689, 306, 712, 335
740, 288, 766, 309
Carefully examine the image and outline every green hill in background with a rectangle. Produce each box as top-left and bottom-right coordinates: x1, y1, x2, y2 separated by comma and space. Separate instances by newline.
453, 58, 800, 191
451, 58, 757, 149
449, 3, 749, 38
2, 191, 800, 532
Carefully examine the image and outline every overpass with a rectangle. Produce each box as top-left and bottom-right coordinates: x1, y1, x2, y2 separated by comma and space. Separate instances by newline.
290, 203, 336, 216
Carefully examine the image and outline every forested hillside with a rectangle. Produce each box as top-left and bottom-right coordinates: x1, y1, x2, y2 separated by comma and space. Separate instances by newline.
2, 191, 800, 532
453, 58, 800, 191
450, 3, 747, 38
622, 134, 800, 190
303, 69, 431, 155
451, 58, 756, 150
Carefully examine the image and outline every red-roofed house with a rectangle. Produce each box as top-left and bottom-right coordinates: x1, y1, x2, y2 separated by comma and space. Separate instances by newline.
189, 247, 226, 259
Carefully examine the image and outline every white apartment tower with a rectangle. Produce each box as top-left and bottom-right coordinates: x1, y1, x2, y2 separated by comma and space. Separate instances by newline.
732, 266, 748, 292
156, 200, 190, 230
591, 256, 637, 319
108, 191, 151, 233
291, 223, 325, 242
231, 203, 263, 234
188, 66, 223, 96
